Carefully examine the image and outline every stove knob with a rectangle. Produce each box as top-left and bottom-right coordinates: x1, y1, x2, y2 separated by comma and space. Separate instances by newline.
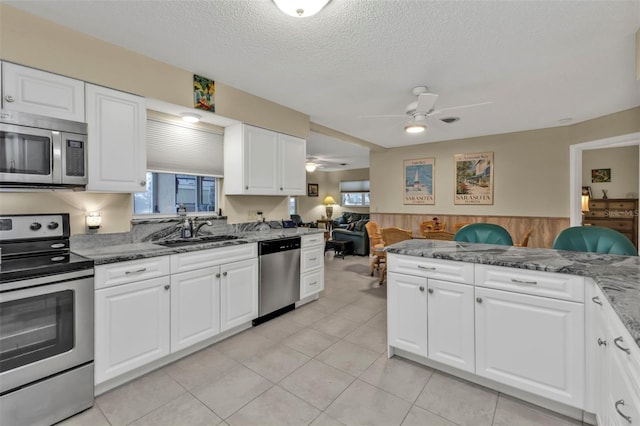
47, 222, 59, 230
30, 222, 42, 231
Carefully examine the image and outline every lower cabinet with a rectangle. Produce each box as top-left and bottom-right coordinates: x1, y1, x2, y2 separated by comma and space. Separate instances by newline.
170, 267, 220, 353
474, 287, 585, 407
387, 272, 428, 356
95, 245, 258, 386
95, 276, 171, 384
300, 234, 325, 300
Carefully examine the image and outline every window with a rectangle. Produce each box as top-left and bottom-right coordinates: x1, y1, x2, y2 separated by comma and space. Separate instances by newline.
134, 172, 219, 215
289, 196, 297, 215
340, 180, 370, 207
135, 116, 223, 216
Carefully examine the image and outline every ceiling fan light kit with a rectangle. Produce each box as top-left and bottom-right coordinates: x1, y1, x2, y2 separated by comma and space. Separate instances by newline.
305, 162, 318, 172
273, 0, 329, 17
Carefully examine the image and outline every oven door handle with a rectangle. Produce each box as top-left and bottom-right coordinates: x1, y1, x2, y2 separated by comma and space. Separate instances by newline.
0, 269, 93, 293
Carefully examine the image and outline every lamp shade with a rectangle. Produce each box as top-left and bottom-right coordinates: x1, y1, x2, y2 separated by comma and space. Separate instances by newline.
581, 195, 590, 212
323, 196, 337, 205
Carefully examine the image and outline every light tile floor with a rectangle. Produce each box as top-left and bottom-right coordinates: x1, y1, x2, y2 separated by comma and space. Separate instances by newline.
61, 253, 585, 426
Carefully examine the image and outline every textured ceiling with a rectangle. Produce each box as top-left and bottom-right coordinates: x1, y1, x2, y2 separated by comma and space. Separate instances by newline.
7, 0, 640, 170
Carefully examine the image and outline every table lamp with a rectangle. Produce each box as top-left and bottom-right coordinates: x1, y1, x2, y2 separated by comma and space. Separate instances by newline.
581, 195, 590, 225
323, 195, 337, 219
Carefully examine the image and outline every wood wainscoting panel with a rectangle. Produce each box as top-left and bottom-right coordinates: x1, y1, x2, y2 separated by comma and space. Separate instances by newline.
370, 214, 570, 249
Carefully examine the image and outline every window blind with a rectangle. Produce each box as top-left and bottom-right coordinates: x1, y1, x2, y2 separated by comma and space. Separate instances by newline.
146, 118, 224, 177
340, 180, 370, 192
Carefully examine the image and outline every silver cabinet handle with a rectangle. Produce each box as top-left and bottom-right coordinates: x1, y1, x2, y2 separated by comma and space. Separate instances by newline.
428, 288, 434, 294
164, 284, 170, 290
4, 95, 15, 102
598, 338, 607, 346
215, 273, 221, 278
511, 278, 537, 285
245, 185, 249, 190
476, 297, 483, 303
310, 281, 317, 285
280, 187, 283, 191
223, 271, 227, 276
419, 286, 425, 292
592, 296, 603, 306
615, 400, 632, 423
125, 268, 147, 275
614, 337, 631, 354
310, 257, 317, 261
417, 265, 436, 270
140, 181, 146, 186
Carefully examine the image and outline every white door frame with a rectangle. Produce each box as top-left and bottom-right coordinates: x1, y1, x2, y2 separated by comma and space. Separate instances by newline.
569, 132, 640, 236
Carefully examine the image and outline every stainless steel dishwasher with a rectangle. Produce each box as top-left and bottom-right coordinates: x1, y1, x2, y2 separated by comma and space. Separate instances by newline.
254, 237, 301, 325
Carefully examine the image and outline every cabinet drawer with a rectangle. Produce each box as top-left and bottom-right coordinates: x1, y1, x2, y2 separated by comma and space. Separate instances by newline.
171, 243, 257, 273
387, 254, 474, 284
603, 295, 640, 382
585, 211, 606, 218
597, 220, 633, 232
589, 200, 607, 210
475, 265, 584, 302
301, 246, 324, 272
302, 233, 325, 248
301, 268, 324, 299
95, 256, 170, 289
610, 201, 637, 210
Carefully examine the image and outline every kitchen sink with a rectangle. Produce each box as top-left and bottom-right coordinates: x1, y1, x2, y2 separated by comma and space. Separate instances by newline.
155, 235, 240, 247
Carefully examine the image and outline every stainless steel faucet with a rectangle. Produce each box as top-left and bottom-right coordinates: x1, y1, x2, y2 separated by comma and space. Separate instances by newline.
193, 220, 213, 237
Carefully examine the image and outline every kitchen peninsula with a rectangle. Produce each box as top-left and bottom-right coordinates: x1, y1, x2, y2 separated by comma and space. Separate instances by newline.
385, 239, 640, 424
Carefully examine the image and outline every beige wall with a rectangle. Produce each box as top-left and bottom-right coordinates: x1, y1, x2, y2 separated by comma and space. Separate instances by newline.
371, 107, 640, 218
297, 169, 370, 222
583, 146, 639, 199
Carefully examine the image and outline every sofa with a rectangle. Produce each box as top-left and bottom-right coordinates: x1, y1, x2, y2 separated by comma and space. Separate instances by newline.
331, 213, 370, 256
331, 212, 370, 229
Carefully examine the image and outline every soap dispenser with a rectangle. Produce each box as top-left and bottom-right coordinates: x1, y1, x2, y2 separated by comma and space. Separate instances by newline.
181, 218, 192, 239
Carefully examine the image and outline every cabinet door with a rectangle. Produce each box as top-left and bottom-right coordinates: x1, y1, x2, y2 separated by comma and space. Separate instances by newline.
604, 345, 640, 426
220, 258, 259, 332
475, 287, 585, 408
2, 63, 85, 121
244, 125, 279, 194
387, 272, 427, 356
95, 277, 170, 384
427, 279, 475, 372
279, 133, 306, 195
170, 267, 220, 352
85, 84, 147, 192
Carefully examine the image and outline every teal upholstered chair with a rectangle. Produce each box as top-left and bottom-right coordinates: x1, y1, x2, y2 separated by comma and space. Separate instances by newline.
453, 223, 514, 246
552, 226, 638, 256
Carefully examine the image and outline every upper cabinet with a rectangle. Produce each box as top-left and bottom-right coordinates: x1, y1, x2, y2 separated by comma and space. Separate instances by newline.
224, 123, 306, 195
1, 62, 85, 122
85, 84, 147, 192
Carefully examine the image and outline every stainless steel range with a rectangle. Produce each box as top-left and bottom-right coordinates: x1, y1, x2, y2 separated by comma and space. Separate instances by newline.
0, 213, 95, 426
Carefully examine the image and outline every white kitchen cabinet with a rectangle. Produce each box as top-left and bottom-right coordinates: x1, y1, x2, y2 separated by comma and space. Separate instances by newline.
427, 279, 475, 373
1, 62, 85, 121
300, 234, 325, 299
170, 267, 220, 353
85, 83, 146, 192
474, 286, 585, 408
95, 276, 171, 384
224, 123, 306, 195
220, 258, 259, 332
387, 271, 428, 356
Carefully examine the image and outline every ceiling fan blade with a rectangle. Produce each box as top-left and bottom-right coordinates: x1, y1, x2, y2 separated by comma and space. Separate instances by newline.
430, 101, 493, 115
358, 114, 407, 119
416, 93, 438, 114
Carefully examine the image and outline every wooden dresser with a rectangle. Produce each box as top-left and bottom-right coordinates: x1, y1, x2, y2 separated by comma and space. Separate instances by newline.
584, 198, 638, 248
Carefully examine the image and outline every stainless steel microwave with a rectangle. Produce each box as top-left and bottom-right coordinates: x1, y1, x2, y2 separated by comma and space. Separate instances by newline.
0, 110, 88, 189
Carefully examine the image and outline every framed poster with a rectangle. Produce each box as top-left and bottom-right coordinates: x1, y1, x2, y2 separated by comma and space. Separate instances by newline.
454, 152, 493, 205
307, 183, 319, 197
404, 158, 435, 205
194, 74, 215, 112
591, 168, 611, 183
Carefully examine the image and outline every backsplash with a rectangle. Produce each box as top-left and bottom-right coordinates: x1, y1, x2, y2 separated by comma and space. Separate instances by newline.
70, 216, 284, 249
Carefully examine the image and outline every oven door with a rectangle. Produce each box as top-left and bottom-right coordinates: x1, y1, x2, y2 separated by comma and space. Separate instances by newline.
0, 269, 94, 394
0, 123, 59, 185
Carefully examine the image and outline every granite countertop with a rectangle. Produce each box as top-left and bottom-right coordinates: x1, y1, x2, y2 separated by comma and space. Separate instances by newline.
386, 239, 640, 348
72, 227, 325, 265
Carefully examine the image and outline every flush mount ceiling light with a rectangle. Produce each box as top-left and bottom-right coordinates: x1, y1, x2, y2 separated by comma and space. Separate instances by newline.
273, 0, 329, 17
181, 112, 201, 123
305, 162, 318, 172
404, 114, 427, 134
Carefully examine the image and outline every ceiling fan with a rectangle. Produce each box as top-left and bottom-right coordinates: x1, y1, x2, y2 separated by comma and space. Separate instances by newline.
305, 156, 346, 172
359, 86, 492, 134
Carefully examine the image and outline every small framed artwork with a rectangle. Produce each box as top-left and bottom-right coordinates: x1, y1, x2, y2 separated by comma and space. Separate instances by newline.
582, 186, 592, 198
404, 158, 435, 205
307, 183, 319, 197
454, 151, 494, 205
194, 74, 215, 112
591, 168, 611, 183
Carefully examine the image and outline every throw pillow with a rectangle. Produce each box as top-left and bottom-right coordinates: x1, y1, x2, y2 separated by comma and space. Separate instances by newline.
347, 222, 356, 231
354, 220, 368, 232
